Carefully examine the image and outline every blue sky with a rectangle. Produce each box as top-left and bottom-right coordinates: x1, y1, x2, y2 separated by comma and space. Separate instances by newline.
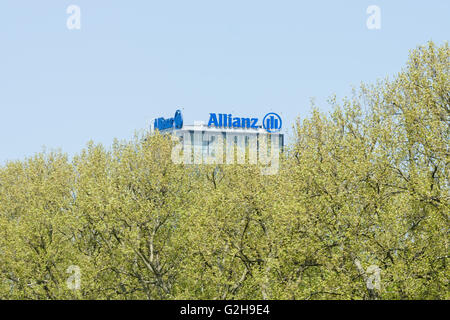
0, 1, 448, 163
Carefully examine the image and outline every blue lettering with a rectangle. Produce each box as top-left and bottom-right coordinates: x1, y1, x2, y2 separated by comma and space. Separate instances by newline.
241, 118, 250, 128
208, 113, 219, 127
205, 112, 281, 132
154, 110, 183, 131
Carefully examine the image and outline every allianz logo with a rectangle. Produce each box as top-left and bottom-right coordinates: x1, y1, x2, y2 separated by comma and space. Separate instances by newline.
208, 112, 282, 133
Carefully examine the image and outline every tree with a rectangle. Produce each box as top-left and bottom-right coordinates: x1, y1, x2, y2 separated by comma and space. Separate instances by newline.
0, 41, 447, 299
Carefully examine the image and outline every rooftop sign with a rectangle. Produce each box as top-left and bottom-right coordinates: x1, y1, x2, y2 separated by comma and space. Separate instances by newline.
207, 112, 282, 133
154, 110, 183, 131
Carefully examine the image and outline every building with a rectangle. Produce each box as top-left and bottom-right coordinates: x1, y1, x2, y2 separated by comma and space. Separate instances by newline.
151, 110, 283, 173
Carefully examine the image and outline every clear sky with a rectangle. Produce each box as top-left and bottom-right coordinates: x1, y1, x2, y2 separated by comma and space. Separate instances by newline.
0, 1, 448, 163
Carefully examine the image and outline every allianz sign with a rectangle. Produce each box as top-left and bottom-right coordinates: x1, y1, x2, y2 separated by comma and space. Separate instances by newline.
207, 112, 282, 133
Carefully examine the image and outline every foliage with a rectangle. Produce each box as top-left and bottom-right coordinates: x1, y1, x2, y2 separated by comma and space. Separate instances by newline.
0, 41, 448, 299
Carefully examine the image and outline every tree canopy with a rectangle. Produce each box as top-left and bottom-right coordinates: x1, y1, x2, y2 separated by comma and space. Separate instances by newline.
0, 41, 448, 299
